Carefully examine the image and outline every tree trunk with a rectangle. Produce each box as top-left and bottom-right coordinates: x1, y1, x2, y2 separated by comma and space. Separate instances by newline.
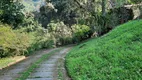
102, 0, 106, 16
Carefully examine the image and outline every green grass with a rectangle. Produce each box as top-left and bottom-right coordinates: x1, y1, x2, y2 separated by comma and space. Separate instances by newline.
0, 57, 15, 69
58, 63, 64, 80
57, 58, 64, 80
66, 20, 142, 80
16, 48, 62, 80
0, 56, 25, 69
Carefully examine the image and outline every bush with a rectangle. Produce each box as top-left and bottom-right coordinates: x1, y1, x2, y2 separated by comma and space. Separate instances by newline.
129, 0, 142, 4
0, 24, 30, 58
48, 22, 91, 44
108, 7, 134, 27
0, 21, 92, 57
71, 24, 91, 43
24, 29, 54, 55
17, 17, 56, 54
48, 21, 73, 46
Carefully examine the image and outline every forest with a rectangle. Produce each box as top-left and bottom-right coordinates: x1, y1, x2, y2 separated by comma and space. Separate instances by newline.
0, 0, 142, 80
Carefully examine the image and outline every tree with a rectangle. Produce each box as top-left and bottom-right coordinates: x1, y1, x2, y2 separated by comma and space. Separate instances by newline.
129, 0, 142, 4
102, 0, 106, 16
0, 0, 25, 28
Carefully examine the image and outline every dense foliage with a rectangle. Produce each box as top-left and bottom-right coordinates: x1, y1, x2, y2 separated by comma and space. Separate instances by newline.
0, 0, 24, 28
0, 24, 30, 57
34, 0, 137, 35
129, 0, 142, 4
71, 24, 91, 43
66, 20, 142, 80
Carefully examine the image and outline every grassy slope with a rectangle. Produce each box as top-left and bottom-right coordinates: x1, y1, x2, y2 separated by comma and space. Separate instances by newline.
66, 20, 142, 80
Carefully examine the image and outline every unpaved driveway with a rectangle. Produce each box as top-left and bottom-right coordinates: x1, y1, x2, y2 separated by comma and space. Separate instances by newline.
26, 47, 71, 80
0, 49, 56, 80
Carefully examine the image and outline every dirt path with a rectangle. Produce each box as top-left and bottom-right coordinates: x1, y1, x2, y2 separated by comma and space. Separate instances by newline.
0, 49, 56, 80
26, 47, 71, 80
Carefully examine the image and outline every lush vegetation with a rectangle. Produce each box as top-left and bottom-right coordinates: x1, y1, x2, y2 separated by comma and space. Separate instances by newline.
1, 0, 141, 58
0, 0, 142, 79
0, 22, 92, 58
66, 20, 142, 80
0, 25, 30, 57
0, 0, 24, 28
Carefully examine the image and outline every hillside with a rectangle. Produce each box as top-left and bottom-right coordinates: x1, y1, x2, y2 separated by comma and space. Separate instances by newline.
66, 20, 142, 80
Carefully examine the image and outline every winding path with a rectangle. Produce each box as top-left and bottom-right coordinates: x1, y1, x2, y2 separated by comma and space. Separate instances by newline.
26, 47, 71, 80
0, 47, 71, 80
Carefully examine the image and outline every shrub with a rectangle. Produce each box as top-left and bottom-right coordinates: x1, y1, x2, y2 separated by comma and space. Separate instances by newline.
48, 22, 91, 44
129, 0, 142, 4
48, 21, 73, 46
0, 24, 30, 58
25, 29, 53, 54
71, 24, 91, 43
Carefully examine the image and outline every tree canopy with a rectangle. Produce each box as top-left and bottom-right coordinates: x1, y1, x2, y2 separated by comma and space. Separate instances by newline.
0, 0, 25, 28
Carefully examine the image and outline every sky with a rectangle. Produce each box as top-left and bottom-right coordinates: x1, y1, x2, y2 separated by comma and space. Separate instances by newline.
24, 0, 46, 12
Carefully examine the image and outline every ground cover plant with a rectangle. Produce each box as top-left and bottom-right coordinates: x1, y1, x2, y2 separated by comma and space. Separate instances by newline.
66, 20, 142, 80
0, 56, 25, 69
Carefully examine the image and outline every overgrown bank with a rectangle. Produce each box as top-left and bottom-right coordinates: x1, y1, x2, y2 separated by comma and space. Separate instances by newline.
0, 22, 91, 58
66, 20, 142, 80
